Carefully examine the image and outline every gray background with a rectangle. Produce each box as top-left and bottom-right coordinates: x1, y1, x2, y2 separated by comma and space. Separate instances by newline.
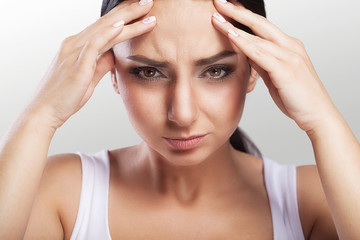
0, 0, 359, 165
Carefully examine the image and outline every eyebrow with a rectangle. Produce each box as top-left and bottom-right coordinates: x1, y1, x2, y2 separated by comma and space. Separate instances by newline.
194, 50, 237, 66
126, 50, 237, 68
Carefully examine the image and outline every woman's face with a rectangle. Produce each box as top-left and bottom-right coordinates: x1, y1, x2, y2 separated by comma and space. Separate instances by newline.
112, 0, 256, 166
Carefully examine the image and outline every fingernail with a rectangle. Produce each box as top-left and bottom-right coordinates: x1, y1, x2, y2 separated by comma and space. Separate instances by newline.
228, 28, 239, 37
113, 20, 125, 28
139, 0, 153, 6
217, 0, 227, 3
142, 16, 156, 24
213, 12, 226, 23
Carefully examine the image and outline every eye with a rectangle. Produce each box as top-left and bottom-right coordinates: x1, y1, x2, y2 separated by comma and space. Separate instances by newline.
208, 67, 225, 78
201, 65, 235, 81
129, 67, 165, 81
143, 69, 156, 77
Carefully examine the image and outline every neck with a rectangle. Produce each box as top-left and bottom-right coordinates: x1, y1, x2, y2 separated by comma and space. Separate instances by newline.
141, 141, 243, 205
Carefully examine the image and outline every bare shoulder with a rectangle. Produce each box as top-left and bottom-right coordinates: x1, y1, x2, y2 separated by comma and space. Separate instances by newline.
297, 165, 338, 240
41, 153, 82, 208
43, 153, 82, 185
24, 153, 82, 240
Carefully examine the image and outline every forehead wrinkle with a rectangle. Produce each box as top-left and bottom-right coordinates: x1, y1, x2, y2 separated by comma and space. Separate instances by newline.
126, 0, 235, 65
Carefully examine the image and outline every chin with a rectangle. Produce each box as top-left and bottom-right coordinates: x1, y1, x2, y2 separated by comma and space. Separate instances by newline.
170, 150, 209, 166
153, 142, 224, 167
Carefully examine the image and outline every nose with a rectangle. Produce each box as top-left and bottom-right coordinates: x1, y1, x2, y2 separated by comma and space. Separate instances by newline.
168, 78, 199, 127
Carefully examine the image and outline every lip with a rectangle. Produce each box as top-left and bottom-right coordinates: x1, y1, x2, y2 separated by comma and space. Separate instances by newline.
163, 134, 207, 150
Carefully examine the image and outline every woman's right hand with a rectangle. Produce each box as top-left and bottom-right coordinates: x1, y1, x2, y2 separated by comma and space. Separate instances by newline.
27, 0, 156, 131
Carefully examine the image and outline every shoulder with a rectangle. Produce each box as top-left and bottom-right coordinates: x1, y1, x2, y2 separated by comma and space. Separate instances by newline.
42, 153, 82, 199
25, 153, 82, 239
27, 153, 82, 212
41, 153, 82, 217
43, 153, 83, 235
45, 153, 82, 175
297, 165, 338, 239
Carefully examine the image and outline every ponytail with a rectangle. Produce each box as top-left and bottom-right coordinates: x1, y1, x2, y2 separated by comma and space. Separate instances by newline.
230, 128, 262, 158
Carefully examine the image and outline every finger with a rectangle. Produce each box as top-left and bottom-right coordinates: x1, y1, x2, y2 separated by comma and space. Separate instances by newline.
248, 58, 290, 116
75, 23, 125, 74
73, 0, 154, 50
93, 50, 115, 86
62, 14, 156, 72
248, 59, 271, 89
213, 0, 293, 48
212, 15, 285, 73
75, 50, 116, 109
94, 0, 154, 30
100, 16, 157, 52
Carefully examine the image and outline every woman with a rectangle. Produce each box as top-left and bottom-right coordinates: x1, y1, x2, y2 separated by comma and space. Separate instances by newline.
0, 0, 359, 239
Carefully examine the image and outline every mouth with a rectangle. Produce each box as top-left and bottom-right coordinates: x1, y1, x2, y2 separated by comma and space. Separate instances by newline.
163, 134, 207, 150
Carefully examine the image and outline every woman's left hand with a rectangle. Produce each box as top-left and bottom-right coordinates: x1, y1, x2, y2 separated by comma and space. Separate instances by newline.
212, 0, 338, 134
212, 2, 360, 239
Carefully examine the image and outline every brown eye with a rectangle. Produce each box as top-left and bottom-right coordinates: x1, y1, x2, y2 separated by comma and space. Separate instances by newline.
206, 67, 228, 79
200, 65, 234, 82
209, 67, 222, 77
130, 67, 165, 81
143, 69, 156, 77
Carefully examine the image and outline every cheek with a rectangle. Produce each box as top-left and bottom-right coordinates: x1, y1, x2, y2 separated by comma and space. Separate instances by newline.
119, 81, 167, 140
114, 62, 168, 138
200, 77, 248, 126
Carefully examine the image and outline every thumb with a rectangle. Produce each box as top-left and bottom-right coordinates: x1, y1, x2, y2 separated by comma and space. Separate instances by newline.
92, 50, 115, 86
248, 58, 272, 90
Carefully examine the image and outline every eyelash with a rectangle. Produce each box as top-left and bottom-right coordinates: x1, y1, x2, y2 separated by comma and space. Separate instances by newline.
200, 65, 235, 82
129, 65, 235, 82
129, 67, 166, 82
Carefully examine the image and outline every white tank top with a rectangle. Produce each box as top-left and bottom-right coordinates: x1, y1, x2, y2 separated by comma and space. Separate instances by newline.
70, 150, 305, 240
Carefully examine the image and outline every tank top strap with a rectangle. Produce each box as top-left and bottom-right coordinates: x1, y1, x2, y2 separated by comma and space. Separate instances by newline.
70, 151, 304, 239
70, 150, 112, 240
263, 157, 305, 240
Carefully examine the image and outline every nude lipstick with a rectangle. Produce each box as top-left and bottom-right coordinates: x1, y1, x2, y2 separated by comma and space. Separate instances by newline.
164, 135, 207, 150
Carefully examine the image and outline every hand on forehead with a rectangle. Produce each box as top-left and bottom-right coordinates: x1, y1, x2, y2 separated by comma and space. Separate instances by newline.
113, 0, 236, 64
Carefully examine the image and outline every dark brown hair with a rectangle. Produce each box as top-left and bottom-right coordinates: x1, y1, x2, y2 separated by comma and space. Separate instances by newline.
101, 0, 265, 157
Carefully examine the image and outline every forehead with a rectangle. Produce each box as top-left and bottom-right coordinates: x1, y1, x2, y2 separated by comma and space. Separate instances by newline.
114, 0, 234, 63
